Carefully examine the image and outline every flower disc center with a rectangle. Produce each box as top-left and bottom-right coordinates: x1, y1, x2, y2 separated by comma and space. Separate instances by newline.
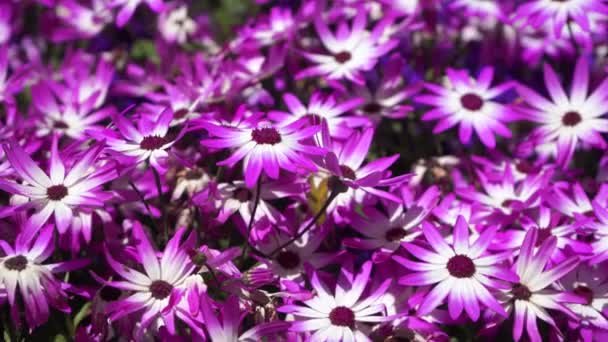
385, 227, 408, 242
276, 250, 301, 270
562, 111, 582, 126
447, 254, 476, 278
140, 135, 167, 150
251, 127, 282, 145
334, 51, 352, 64
511, 283, 532, 301
5, 255, 28, 271
149, 280, 173, 300
363, 102, 382, 114
460, 93, 484, 111
574, 285, 594, 305
329, 306, 355, 327
47, 185, 68, 201
339, 165, 357, 180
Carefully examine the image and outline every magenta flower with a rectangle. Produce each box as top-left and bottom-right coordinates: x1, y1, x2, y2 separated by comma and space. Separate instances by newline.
268, 92, 366, 139
344, 186, 440, 263
0, 225, 88, 329
278, 261, 392, 341
416, 67, 516, 148
501, 228, 583, 342
90, 108, 182, 172
396, 216, 517, 320
32, 80, 115, 140
323, 127, 411, 205
0, 141, 116, 241
201, 117, 324, 188
103, 223, 203, 337
560, 263, 608, 340
517, 58, 608, 166
200, 295, 289, 341
456, 164, 552, 221
514, 0, 608, 37
297, 11, 397, 85
0, 48, 29, 106
52, 0, 112, 41
110, 0, 165, 27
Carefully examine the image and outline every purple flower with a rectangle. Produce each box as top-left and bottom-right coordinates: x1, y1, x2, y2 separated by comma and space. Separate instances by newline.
514, 0, 608, 37
102, 223, 203, 337
201, 117, 324, 188
323, 127, 411, 205
344, 186, 439, 262
396, 216, 517, 320
278, 261, 392, 342
90, 108, 183, 172
501, 228, 583, 342
0, 140, 116, 241
297, 11, 397, 85
201, 295, 289, 341
517, 58, 608, 166
268, 92, 366, 139
109, 0, 165, 27
416, 67, 516, 148
0, 225, 88, 329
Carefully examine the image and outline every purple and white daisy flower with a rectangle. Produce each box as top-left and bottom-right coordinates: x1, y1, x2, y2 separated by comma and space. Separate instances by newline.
0, 141, 116, 241
201, 117, 324, 188
103, 223, 204, 337
297, 11, 397, 85
500, 228, 583, 342
0, 225, 88, 329
416, 67, 516, 148
517, 57, 608, 166
279, 261, 392, 342
90, 108, 183, 172
514, 0, 608, 37
396, 216, 518, 321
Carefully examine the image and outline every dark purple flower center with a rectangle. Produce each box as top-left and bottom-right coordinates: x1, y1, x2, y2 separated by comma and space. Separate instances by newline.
574, 285, 594, 305
535, 228, 553, 247
562, 111, 582, 126
334, 51, 352, 64
363, 102, 383, 114
329, 306, 355, 327
47, 185, 68, 201
149, 280, 173, 300
185, 169, 203, 180
447, 255, 476, 278
511, 283, 532, 301
340, 165, 356, 180
251, 127, 282, 145
233, 188, 252, 202
385, 227, 408, 242
4, 255, 27, 271
100, 286, 122, 301
460, 93, 484, 111
53, 120, 69, 129
140, 135, 167, 150
516, 161, 536, 174
173, 108, 190, 119
276, 250, 301, 269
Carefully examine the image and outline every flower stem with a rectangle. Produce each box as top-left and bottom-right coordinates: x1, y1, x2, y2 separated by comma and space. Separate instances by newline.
152, 167, 169, 244
269, 187, 341, 257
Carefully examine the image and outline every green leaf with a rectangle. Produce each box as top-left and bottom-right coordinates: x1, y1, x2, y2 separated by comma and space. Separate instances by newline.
131, 40, 160, 65
54, 334, 68, 342
72, 302, 92, 333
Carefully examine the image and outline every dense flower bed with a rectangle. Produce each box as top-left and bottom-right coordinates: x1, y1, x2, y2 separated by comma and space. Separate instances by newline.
2, 0, 608, 341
